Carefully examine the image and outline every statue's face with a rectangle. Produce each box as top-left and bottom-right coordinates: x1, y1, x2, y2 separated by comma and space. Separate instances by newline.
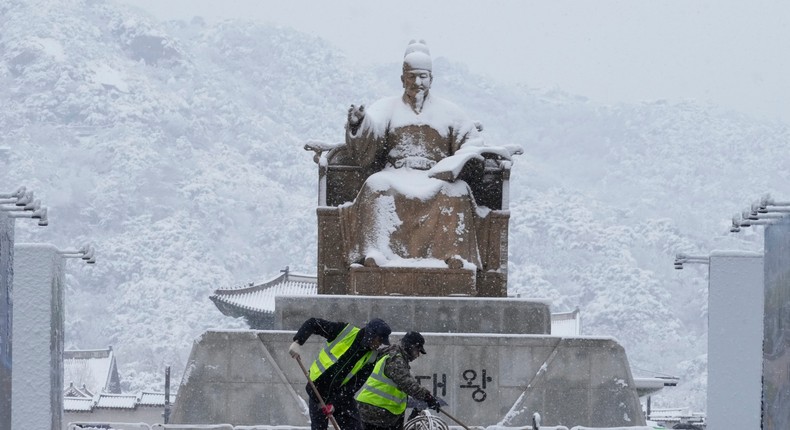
401, 69, 432, 99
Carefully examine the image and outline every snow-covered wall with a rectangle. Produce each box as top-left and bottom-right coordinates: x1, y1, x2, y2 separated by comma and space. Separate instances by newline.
12, 243, 65, 430
0, 213, 13, 430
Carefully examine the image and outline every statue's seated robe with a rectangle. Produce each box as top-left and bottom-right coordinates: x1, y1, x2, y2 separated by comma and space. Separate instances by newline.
311, 95, 516, 296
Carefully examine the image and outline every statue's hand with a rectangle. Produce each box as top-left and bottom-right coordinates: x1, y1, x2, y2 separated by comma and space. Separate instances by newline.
347, 104, 365, 130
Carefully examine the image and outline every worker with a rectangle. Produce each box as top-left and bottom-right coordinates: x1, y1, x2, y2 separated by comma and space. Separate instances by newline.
289, 317, 392, 430
356, 331, 441, 430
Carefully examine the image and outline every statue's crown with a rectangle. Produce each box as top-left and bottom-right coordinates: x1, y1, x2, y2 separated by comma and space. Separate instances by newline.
403, 39, 432, 72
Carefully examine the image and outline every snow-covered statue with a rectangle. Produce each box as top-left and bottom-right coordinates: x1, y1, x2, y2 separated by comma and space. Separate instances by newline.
306, 40, 520, 297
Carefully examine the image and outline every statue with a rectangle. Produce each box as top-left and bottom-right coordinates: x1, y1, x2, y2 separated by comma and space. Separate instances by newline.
307, 40, 520, 296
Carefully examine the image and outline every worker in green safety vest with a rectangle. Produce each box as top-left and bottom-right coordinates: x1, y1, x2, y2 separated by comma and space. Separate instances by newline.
356, 331, 441, 430
289, 317, 392, 430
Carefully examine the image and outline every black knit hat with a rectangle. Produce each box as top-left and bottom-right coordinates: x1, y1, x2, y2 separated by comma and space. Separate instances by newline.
402, 331, 427, 354
365, 318, 391, 345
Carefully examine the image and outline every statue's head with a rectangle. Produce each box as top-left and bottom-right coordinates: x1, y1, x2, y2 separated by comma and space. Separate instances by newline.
401, 40, 433, 102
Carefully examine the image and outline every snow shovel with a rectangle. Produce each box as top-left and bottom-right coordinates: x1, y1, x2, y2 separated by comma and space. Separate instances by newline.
294, 354, 342, 430
256, 334, 341, 430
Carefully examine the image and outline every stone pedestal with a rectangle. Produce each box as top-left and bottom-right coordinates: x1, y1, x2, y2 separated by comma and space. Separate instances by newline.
12, 244, 64, 430
172, 330, 644, 428
175, 295, 644, 427
171, 331, 311, 427
275, 295, 552, 335
350, 267, 476, 296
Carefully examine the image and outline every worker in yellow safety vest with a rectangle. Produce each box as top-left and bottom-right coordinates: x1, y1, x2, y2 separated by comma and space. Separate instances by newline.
289, 317, 392, 430
356, 331, 441, 430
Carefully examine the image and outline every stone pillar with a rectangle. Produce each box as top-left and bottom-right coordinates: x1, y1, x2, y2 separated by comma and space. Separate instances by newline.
762, 218, 790, 429
0, 213, 13, 429
707, 251, 763, 430
11, 244, 65, 430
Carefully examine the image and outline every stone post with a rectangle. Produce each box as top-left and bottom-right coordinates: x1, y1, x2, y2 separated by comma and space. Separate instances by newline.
0, 213, 13, 429
762, 218, 790, 429
11, 244, 65, 430
707, 251, 763, 429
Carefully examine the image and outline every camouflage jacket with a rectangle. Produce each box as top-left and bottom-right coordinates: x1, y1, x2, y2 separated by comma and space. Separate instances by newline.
357, 344, 433, 426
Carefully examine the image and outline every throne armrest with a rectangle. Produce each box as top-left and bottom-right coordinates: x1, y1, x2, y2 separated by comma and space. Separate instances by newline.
304, 140, 346, 164
305, 141, 367, 206
453, 148, 517, 211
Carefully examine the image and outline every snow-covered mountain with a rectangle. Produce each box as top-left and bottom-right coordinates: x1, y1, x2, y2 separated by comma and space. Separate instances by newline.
2, 0, 787, 410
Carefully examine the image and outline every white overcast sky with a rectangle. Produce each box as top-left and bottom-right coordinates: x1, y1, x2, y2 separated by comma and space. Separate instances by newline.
121, 0, 789, 122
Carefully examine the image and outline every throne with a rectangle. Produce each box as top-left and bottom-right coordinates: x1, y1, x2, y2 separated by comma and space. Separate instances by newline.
305, 141, 515, 297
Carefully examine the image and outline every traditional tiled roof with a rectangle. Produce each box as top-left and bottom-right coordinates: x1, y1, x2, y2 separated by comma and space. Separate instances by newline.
210, 270, 317, 319
64, 391, 176, 412
649, 407, 706, 426
64, 396, 94, 412
139, 391, 176, 406
64, 347, 121, 394
95, 393, 138, 409
80, 384, 94, 397
63, 381, 97, 399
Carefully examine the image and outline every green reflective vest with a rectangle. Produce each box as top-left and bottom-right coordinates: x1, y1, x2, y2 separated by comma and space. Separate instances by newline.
356, 354, 407, 415
309, 324, 374, 385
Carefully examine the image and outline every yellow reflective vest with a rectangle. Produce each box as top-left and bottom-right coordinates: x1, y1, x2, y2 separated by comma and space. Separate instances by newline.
356, 354, 407, 415
309, 324, 374, 385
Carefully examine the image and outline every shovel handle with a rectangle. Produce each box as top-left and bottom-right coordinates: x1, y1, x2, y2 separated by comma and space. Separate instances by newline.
437, 408, 472, 430
256, 334, 342, 430
294, 355, 342, 430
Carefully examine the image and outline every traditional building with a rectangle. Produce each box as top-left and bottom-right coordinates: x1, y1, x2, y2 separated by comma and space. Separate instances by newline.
210, 268, 316, 329
64, 391, 175, 429
64, 347, 121, 394
62, 347, 175, 429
